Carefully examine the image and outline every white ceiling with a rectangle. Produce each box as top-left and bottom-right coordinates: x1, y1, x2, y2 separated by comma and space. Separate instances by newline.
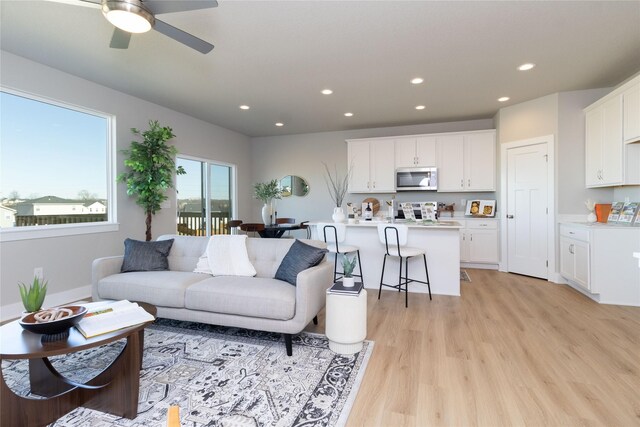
1, 1, 639, 137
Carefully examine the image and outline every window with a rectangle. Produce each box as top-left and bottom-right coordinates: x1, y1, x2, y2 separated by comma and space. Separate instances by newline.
0, 88, 116, 240
176, 157, 235, 236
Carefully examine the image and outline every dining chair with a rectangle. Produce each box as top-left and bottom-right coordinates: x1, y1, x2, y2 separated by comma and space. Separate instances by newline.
276, 218, 296, 237
317, 222, 364, 285
377, 223, 431, 308
226, 219, 243, 234
240, 223, 265, 237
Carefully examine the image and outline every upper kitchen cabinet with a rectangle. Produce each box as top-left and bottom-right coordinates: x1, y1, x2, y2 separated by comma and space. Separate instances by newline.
347, 138, 395, 193
584, 74, 640, 188
395, 136, 437, 168
437, 130, 496, 192
623, 81, 640, 143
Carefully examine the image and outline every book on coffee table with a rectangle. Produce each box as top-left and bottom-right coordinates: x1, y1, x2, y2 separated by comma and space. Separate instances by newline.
328, 281, 364, 295
76, 300, 155, 338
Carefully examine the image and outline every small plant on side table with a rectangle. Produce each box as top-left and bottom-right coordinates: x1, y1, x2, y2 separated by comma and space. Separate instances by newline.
341, 255, 357, 287
18, 276, 48, 313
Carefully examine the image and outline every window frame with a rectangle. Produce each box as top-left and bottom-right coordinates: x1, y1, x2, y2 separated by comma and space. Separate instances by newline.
176, 155, 238, 237
0, 86, 118, 242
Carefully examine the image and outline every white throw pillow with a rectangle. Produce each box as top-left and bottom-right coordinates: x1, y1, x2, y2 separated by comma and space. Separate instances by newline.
194, 235, 257, 277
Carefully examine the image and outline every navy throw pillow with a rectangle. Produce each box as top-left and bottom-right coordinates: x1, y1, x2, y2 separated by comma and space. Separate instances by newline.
121, 238, 174, 272
275, 240, 328, 286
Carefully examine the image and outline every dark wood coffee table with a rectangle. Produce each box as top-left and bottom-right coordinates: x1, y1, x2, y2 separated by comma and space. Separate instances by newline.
0, 302, 156, 427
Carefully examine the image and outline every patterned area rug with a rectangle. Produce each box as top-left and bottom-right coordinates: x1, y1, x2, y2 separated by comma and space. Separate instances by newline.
2, 319, 373, 427
460, 269, 471, 282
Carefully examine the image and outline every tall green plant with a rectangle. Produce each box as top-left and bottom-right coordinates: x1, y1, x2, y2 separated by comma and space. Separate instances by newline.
254, 179, 282, 204
117, 120, 185, 241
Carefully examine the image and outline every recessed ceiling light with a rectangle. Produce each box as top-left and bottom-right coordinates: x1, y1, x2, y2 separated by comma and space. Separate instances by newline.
498, 97, 510, 102
344, 112, 353, 117
321, 89, 333, 95
411, 78, 424, 85
239, 105, 250, 110
518, 63, 535, 71
415, 105, 426, 110
275, 122, 284, 127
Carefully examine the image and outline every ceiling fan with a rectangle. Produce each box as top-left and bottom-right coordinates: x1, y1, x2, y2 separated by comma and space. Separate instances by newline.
47, 0, 217, 53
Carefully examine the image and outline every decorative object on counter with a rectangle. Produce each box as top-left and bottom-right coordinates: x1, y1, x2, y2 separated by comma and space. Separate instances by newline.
385, 199, 394, 220
18, 276, 48, 314
254, 179, 282, 225
400, 202, 416, 220
346, 203, 356, 224
618, 202, 639, 224
363, 202, 373, 221
323, 162, 351, 222
465, 200, 496, 217
362, 197, 380, 215
117, 120, 186, 241
279, 175, 309, 197
341, 254, 358, 287
420, 201, 438, 222
595, 203, 611, 223
438, 203, 455, 218
634, 208, 640, 226
607, 201, 624, 222
585, 198, 597, 223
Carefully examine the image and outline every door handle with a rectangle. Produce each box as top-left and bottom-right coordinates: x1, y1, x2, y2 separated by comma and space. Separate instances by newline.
507, 215, 514, 219
460, 179, 464, 188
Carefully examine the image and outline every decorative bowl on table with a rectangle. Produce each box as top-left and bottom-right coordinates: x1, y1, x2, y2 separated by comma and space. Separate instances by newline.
19, 305, 88, 335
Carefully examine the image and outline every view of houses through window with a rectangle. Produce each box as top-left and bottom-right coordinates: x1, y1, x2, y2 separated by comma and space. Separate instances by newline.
176, 157, 234, 236
0, 90, 112, 231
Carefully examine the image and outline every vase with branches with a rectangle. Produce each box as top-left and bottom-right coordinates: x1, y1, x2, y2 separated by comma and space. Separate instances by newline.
254, 179, 282, 225
323, 162, 352, 222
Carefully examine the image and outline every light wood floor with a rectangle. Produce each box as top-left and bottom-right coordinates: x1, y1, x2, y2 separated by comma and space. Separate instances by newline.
306, 269, 640, 426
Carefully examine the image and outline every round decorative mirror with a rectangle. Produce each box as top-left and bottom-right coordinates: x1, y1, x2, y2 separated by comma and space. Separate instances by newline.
280, 175, 310, 197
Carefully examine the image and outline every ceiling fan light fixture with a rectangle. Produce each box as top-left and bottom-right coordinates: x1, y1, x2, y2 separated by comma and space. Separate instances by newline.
102, 0, 154, 34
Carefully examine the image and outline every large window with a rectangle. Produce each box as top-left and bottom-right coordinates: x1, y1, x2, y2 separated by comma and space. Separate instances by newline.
0, 89, 115, 240
176, 157, 235, 236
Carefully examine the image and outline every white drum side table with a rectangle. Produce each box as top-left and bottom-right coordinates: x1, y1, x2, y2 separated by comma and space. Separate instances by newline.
325, 288, 367, 354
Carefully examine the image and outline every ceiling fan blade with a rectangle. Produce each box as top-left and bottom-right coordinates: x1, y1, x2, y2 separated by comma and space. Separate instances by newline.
110, 28, 132, 49
144, 0, 218, 16
154, 19, 214, 54
42, 0, 101, 9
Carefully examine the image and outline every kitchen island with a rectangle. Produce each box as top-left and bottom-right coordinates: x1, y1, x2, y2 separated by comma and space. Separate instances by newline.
310, 221, 463, 296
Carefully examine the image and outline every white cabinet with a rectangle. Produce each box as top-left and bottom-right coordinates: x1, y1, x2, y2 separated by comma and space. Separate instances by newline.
347, 138, 395, 193
559, 223, 640, 306
623, 82, 640, 143
437, 130, 496, 192
460, 219, 499, 264
559, 226, 590, 291
585, 74, 640, 188
395, 136, 437, 168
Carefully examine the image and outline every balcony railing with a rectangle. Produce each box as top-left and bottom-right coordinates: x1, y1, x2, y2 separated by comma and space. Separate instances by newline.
177, 212, 230, 236
15, 214, 108, 227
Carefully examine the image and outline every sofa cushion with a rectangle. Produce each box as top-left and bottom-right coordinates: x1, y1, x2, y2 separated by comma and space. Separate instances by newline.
97, 271, 208, 308
158, 235, 209, 272
121, 238, 174, 272
185, 276, 296, 320
274, 240, 328, 286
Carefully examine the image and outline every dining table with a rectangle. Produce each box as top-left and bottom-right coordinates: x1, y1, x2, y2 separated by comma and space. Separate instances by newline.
259, 223, 301, 238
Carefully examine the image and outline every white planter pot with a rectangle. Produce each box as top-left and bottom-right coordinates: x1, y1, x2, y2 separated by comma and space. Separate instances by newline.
261, 202, 273, 225
587, 212, 597, 223
332, 207, 346, 223
342, 277, 355, 288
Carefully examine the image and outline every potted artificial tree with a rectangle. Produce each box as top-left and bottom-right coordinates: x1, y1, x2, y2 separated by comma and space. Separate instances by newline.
341, 255, 357, 287
118, 120, 185, 241
254, 179, 282, 225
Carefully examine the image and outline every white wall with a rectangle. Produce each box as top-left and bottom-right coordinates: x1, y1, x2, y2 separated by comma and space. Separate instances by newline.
0, 51, 252, 309
249, 119, 495, 225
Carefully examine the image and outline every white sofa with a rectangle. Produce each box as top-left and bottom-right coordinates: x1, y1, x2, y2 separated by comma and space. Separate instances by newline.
92, 235, 333, 355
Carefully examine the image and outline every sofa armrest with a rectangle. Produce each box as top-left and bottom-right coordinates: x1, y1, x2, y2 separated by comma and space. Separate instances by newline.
91, 256, 123, 301
293, 260, 334, 324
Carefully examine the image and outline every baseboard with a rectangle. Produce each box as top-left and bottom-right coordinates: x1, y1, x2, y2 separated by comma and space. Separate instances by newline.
461, 263, 499, 270
1, 285, 91, 323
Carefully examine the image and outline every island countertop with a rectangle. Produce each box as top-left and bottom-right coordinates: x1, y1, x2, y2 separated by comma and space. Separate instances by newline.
309, 221, 461, 296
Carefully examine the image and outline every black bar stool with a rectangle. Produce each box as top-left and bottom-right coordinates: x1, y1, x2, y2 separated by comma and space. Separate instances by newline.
318, 223, 364, 285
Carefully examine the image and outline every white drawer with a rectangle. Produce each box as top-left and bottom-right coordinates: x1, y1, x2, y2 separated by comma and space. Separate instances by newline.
560, 225, 590, 242
466, 220, 498, 230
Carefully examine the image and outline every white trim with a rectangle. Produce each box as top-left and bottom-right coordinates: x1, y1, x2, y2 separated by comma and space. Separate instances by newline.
499, 135, 556, 281
0, 222, 119, 242
1, 285, 91, 323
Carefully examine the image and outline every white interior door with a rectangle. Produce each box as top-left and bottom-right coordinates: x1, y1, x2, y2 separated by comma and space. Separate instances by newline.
506, 142, 549, 278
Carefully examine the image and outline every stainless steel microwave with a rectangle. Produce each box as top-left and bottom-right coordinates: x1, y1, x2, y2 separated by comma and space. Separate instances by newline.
396, 167, 438, 191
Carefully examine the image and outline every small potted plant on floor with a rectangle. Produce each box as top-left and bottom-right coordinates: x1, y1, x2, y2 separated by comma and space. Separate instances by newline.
342, 255, 357, 287
18, 276, 48, 315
